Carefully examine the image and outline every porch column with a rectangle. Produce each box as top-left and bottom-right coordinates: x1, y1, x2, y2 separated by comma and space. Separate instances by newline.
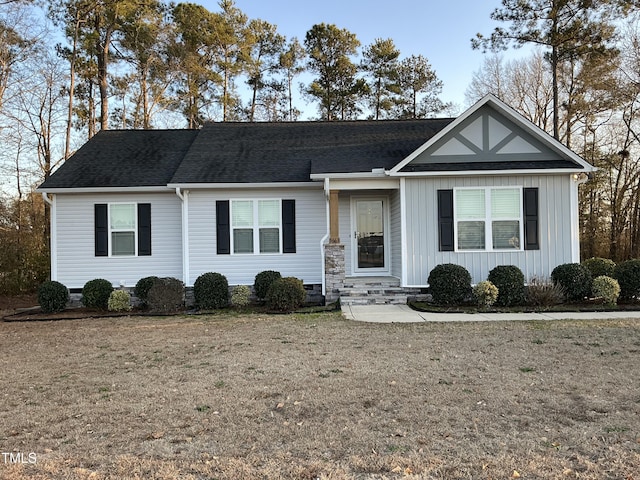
329, 189, 340, 243
325, 189, 345, 303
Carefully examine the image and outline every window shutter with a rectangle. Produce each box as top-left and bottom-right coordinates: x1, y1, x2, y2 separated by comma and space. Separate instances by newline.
95, 204, 108, 257
438, 190, 454, 252
216, 200, 230, 254
523, 187, 539, 250
137, 203, 152, 256
282, 199, 296, 253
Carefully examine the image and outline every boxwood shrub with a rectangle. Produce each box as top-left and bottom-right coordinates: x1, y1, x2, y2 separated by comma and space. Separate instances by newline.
254, 270, 282, 300
81, 278, 114, 310
194, 272, 229, 309
265, 277, 306, 312
487, 265, 526, 306
613, 259, 640, 301
108, 290, 132, 312
582, 257, 615, 279
147, 277, 184, 313
592, 275, 620, 306
134, 276, 159, 307
37, 280, 69, 313
473, 280, 499, 308
551, 263, 592, 302
231, 285, 251, 308
427, 264, 472, 306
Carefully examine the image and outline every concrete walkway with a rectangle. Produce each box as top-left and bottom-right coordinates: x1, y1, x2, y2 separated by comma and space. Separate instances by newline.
341, 304, 640, 323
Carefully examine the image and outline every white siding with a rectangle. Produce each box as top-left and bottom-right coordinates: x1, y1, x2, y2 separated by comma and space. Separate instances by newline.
404, 175, 574, 285
390, 190, 402, 279
188, 187, 326, 286
55, 193, 183, 289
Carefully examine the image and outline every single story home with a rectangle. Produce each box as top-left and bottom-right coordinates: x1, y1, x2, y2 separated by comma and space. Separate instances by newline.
38, 95, 596, 303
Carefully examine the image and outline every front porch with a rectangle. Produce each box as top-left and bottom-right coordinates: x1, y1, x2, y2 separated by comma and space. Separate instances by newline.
338, 276, 425, 306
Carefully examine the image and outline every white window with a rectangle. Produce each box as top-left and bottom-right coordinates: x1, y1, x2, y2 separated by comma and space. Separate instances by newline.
231, 199, 281, 254
454, 187, 522, 251
110, 203, 136, 256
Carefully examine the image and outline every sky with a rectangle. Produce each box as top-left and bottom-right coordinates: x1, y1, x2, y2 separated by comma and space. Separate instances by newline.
198, 0, 527, 116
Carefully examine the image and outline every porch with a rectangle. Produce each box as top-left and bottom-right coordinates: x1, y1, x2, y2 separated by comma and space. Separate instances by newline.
338, 276, 426, 306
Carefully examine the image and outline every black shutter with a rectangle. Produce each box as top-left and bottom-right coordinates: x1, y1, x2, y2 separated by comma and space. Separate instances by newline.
137, 203, 152, 256
438, 190, 454, 252
95, 204, 108, 256
216, 200, 230, 254
523, 187, 539, 250
282, 199, 296, 253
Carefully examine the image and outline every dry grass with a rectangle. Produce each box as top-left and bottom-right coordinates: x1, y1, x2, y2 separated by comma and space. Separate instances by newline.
1, 312, 640, 479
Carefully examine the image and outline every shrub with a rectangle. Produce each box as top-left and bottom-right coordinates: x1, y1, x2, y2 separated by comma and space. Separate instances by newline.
134, 276, 158, 307
147, 277, 184, 313
582, 257, 616, 279
613, 259, 640, 301
427, 264, 472, 306
551, 263, 592, 302
230, 285, 251, 308
526, 277, 565, 307
81, 278, 114, 310
265, 277, 306, 312
473, 281, 498, 308
254, 270, 282, 300
194, 272, 229, 310
592, 276, 620, 306
487, 265, 526, 306
37, 280, 69, 313
108, 290, 132, 312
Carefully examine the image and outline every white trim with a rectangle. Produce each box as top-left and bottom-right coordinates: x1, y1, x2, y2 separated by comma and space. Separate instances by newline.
570, 175, 580, 262
310, 172, 390, 180
42, 193, 57, 281
108, 202, 138, 257
320, 178, 330, 296
389, 168, 590, 177
37, 186, 170, 194
400, 178, 408, 288
230, 199, 283, 255
167, 182, 320, 189
175, 188, 190, 286
351, 195, 391, 276
320, 178, 400, 190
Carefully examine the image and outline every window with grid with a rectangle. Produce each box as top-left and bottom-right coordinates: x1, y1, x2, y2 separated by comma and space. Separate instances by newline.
231, 200, 281, 254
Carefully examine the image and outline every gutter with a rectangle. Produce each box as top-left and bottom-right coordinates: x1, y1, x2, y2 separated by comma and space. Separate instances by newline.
320, 178, 330, 296
41, 192, 57, 281
175, 187, 190, 286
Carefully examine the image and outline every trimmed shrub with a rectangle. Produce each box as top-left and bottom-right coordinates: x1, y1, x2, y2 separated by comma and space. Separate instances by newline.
194, 272, 229, 310
108, 290, 132, 312
551, 263, 592, 302
487, 265, 526, 307
254, 270, 282, 300
147, 277, 184, 313
582, 257, 616, 279
427, 264, 472, 306
526, 277, 565, 307
473, 281, 498, 308
613, 259, 640, 301
592, 276, 620, 306
265, 277, 306, 312
37, 280, 69, 313
81, 278, 114, 310
230, 285, 251, 308
134, 276, 158, 307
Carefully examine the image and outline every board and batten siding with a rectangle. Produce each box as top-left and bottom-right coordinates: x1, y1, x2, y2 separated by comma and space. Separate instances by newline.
55, 193, 183, 289
187, 187, 326, 286
390, 190, 402, 279
404, 175, 574, 286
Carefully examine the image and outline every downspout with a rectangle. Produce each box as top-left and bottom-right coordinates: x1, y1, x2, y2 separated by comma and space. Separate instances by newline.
41, 192, 57, 281
570, 173, 589, 263
175, 188, 190, 286
320, 178, 330, 296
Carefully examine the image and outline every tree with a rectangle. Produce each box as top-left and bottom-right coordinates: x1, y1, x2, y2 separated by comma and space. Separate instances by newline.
395, 54, 449, 119
278, 37, 305, 121
361, 38, 401, 120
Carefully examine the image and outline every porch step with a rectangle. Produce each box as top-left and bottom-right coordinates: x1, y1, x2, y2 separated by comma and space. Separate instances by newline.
338, 277, 426, 306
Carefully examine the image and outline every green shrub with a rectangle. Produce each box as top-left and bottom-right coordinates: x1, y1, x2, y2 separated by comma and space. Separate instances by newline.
526, 277, 565, 307
473, 281, 498, 308
551, 263, 592, 302
427, 264, 472, 306
254, 270, 282, 300
265, 277, 306, 312
81, 278, 114, 310
230, 285, 251, 308
37, 280, 69, 313
582, 257, 616, 279
613, 259, 640, 301
592, 276, 620, 306
194, 272, 229, 310
147, 277, 184, 313
108, 290, 132, 312
134, 276, 158, 307
487, 265, 526, 306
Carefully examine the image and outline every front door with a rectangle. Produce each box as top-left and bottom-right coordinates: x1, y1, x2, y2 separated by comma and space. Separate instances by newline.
353, 198, 389, 274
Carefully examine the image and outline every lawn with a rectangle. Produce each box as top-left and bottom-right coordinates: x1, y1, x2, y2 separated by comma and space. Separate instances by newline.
1, 312, 639, 479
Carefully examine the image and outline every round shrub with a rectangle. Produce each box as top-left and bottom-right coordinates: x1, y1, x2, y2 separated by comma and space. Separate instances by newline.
194, 272, 229, 310
147, 277, 184, 313
254, 270, 282, 300
37, 280, 69, 313
108, 290, 132, 312
265, 277, 306, 312
487, 265, 526, 307
81, 278, 114, 310
134, 276, 158, 307
427, 264, 472, 306
473, 280, 498, 308
592, 276, 620, 306
551, 263, 592, 302
613, 259, 640, 301
582, 257, 616, 279
231, 285, 251, 308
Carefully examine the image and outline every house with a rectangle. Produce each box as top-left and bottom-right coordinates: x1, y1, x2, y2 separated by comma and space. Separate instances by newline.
37, 95, 596, 303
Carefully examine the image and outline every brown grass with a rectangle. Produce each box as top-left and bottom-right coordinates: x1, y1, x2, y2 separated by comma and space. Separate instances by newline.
1, 312, 640, 479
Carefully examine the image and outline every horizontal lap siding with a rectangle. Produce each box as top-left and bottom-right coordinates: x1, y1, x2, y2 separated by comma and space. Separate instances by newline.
404, 175, 572, 285
188, 188, 326, 286
55, 193, 183, 289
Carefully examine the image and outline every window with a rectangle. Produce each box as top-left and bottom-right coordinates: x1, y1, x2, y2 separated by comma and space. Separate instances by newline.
95, 203, 151, 257
231, 199, 281, 254
454, 188, 522, 251
110, 204, 136, 256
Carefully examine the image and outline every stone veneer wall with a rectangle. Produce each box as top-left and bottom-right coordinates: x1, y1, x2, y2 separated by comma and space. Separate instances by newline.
324, 243, 345, 303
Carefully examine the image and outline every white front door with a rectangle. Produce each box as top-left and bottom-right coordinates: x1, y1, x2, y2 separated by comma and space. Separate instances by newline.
352, 197, 389, 274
